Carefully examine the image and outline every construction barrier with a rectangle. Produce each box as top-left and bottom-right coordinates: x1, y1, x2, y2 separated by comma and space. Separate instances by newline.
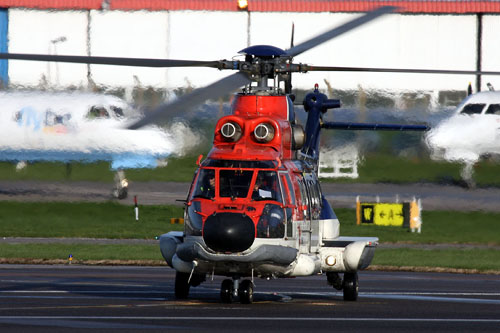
356, 196, 422, 233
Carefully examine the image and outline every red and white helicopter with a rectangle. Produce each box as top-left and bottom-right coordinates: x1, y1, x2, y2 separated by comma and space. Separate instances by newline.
3, 6, 500, 303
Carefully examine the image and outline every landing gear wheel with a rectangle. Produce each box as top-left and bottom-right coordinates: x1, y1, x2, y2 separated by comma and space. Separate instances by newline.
343, 272, 359, 301
327, 272, 343, 290
175, 271, 190, 299
221, 279, 234, 303
238, 279, 254, 304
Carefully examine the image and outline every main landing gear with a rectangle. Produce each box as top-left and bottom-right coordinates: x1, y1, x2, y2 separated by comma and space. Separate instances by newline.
174, 271, 206, 299
327, 271, 359, 301
221, 278, 254, 304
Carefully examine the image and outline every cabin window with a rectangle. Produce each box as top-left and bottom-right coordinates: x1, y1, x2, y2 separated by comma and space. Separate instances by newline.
87, 106, 110, 119
485, 104, 500, 115
220, 169, 253, 198
110, 106, 124, 117
298, 179, 310, 220
460, 103, 485, 115
44, 111, 71, 126
305, 177, 321, 219
191, 168, 216, 200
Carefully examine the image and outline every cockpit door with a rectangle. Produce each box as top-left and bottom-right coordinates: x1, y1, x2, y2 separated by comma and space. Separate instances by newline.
279, 172, 296, 238
296, 176, 312, 253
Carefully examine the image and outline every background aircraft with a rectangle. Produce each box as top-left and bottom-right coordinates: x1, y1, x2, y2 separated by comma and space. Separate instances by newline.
0, 90, 199, 198
426, 87, 500, 187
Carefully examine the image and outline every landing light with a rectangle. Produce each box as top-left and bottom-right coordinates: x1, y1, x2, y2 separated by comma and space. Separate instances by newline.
325, 255, 336, 266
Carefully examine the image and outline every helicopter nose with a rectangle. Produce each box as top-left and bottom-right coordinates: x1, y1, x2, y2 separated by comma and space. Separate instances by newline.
203, 213, 255, 253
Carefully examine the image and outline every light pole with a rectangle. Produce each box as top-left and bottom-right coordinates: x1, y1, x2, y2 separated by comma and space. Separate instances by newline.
48, 36, 67, 87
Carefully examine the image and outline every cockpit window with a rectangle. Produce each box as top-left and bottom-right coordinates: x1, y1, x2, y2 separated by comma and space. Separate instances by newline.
460, 103, 486, 115
192, 169, 216, 200
219, 169, 253, 198
251, 171, 282, 203
87, 106, 110, 119
485, 104, 500, 115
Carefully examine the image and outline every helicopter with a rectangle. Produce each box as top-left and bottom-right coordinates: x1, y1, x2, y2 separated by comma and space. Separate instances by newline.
3, 6, 500, 303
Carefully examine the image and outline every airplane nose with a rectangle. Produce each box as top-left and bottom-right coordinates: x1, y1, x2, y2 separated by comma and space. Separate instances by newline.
203, 213, 255, 253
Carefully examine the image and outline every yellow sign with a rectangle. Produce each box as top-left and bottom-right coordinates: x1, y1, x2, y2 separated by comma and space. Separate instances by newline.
360, 203, 404, 226
373, 203, 404, 226
356, 197, 421, 231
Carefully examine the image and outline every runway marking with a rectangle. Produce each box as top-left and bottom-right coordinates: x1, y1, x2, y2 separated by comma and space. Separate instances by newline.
0, 316, 499, 323
1, 290, 500, 305
361, 294, 500, 305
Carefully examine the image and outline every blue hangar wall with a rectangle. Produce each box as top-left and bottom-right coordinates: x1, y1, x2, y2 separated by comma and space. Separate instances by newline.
0, 9, 7, 87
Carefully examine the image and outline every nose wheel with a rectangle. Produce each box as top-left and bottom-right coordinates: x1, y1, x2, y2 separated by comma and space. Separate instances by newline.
220, 278, 254, 304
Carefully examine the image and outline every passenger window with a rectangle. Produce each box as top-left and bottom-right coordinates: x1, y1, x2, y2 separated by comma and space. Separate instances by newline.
87, 106, 110, 119
485, 104, 500, 115
460, 104, 485, 115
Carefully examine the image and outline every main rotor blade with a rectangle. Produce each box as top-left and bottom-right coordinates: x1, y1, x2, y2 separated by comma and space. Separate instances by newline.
0, 53, 220, 68
304, 65, 500, 76
286, 6, 396, 57
128, 72, 251, 129
323, 121, 429, 131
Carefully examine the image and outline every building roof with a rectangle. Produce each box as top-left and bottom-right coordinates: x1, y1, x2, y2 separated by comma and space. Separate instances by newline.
1, 0, 500, 13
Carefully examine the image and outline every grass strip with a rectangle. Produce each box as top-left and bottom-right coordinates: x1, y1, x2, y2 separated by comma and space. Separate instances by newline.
372, 248, 500, 272
0, 243, 163, 261
336, 209, 500, 245
0, 201, 184, 239
1, 202, 500, 245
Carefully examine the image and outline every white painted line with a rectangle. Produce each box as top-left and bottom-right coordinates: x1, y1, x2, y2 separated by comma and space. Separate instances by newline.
0, 316, 498, 323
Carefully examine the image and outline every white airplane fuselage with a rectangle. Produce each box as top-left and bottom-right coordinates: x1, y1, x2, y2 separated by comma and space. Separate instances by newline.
426, 91, 500, 164
0, 91, 176, 169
